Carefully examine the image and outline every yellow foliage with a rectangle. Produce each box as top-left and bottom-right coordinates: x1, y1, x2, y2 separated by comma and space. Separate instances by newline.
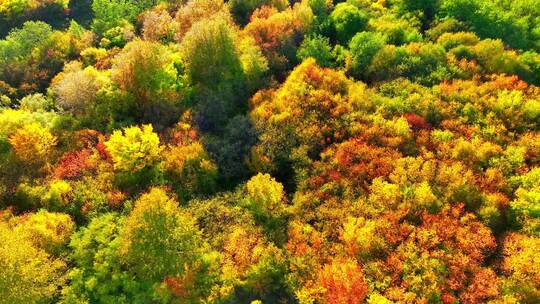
15, 210, 75, 255
0, 221, 66, 303
246, 173, 285, 214
8, 123, 57, 165
104, 124, 163, 171
342, 216, 385, 257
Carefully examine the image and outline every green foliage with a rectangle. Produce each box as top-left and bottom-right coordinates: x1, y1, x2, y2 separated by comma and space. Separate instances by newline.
2, 1, 540, 303
348, 31, 386, 78
330, 3, 369, 44
509, 168, 540, 236
439, 0, 540, 52
180, 16, 244, 90
62, 213, 135, 303
120, 188, 218, 301
297, 34, 335, 67
111, 39, 191, 128
91, 0, 156, 35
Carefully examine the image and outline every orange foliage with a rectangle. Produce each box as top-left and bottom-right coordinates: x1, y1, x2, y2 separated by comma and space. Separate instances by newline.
244, 4, 311, 76
309, 139, 400, 196
318, 258, 368, 304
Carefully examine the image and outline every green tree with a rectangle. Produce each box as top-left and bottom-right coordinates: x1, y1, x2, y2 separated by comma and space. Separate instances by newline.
180, 16, 244, 90
330, 3, 369, 44
348, 31, 386, 78
62, 213, 137, 303
111, 39, 190, 128
297, 34, 335, 67
509, 168, 540, 236
120, 188, 218, 301
91, 0, 158, 35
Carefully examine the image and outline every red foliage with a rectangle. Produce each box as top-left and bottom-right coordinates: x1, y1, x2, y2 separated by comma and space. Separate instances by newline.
54, 149, 93, 180
459, 268, 499, 304
404, 113, 431, 131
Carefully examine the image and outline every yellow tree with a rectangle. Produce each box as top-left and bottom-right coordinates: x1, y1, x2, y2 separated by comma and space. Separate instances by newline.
0, 220, 66, 303
104, 124, 163, 172
8, 123, 57, 166
250, 58, 352, 173
246, 173, 285, 216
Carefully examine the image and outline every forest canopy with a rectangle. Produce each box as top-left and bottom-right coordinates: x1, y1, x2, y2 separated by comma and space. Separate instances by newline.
1, 0, 540, 303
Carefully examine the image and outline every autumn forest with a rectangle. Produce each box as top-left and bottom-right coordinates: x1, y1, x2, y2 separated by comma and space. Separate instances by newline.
0, 0, 539, 303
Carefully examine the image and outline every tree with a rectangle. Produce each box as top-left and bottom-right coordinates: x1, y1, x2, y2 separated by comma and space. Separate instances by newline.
141, 7, 176, 42
120, 188, 217, 301
163, 141, 218, 201
91, 0, 157, 35
318, 258, 369, 304
9, 123, 57, 166
52, 62, 108, 116
180, 15, 266, 132
393, 0, 440, 27
297, 34, 335, 67
330, 3, 369, 45
0, 21, 92, 99
0, 0, 69, 37
440, 0, 540, 52
246, 173, 286, 216
250, 58, 352, 175
500, 232, 540, 302
509, 168, 540, 236
62, 213, 135, 303
104, 124, 163, 172
15, 210, 75, 256
180, 16, 243, 90
111, 39, 190, 127
348, 31, 386, 78
0, 220, 66, 304
204, 114, 259, 183
229, 0, 288, 25
174, 0, 231, 42
244, 3, 313, 78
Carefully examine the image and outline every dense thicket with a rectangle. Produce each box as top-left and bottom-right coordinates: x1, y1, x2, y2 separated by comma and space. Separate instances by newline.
1, 0, 539, 303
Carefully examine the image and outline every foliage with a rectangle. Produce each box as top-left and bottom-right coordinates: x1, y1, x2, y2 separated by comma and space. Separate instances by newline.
348, 31, 386, 78
104, 124, 163, 172
330, 3, 369, 45
0, 218, 66, 304
111, 39, 190, 128
163, 141, 218, 200
1, 1, 540, 303
297, 34, 335, 67
120, 187, 218, 302
9, 123, 57, 165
